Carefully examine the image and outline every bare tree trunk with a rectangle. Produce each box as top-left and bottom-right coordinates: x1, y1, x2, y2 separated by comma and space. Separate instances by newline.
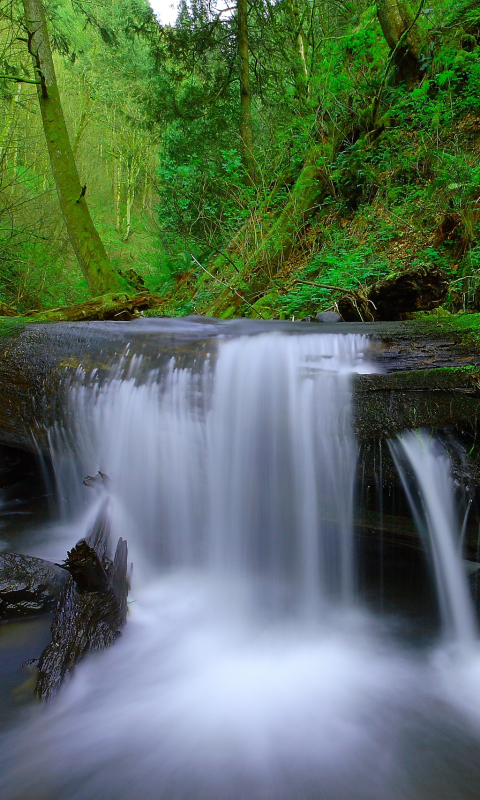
113, 154, 122, 233
237, 0, 255, 184
0, 83, 21, 169
22, 0, 131, 295
123, 157, 139, 242
287, 0, 309, 99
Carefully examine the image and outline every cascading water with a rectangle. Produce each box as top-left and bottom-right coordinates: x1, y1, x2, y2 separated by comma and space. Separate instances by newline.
389, 431, 477, 647
49, 332, 364, 613
2, 322, 480, 800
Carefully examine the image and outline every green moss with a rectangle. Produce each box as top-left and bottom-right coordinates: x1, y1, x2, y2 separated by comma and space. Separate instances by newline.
406, 312, 480, 348
0, 317, 29, 338
251, 292, 280, 318
354, 365, 480, 439
219, 305, 236, 319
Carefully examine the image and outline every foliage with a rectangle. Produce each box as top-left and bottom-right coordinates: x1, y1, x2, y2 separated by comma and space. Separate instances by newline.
1, 0, 480, 317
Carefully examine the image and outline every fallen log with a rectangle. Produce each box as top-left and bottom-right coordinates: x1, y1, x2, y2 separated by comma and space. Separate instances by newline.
26, 291, 163, 322
36, 499, 129, 701
337, 265, 449, 322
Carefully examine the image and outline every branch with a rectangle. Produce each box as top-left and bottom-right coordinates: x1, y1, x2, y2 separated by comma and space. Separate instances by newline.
295, 279, 359, 295
0, 73, 40, 85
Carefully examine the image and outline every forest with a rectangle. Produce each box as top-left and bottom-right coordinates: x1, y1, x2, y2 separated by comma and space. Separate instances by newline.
0, 0, 479, 322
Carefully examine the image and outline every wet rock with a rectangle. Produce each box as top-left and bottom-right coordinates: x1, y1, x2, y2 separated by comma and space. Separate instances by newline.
316, 311, 342, 323
469, 568, 480, 617
0, 553, 67, 621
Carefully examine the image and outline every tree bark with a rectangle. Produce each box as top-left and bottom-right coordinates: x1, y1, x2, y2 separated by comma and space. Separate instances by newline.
376, 0, 426, 84
22, 0, 131, 296
0, 83, 22, 170
237, 0, 255, 184
287, 0, 309, 100
26, 291, 160, 321
36, 498, 129, 700
336, 264, 448, 322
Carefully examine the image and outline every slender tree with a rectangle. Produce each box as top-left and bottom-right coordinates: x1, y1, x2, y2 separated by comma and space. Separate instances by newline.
22, 0, 131, 295
237, 0, 255, 184
286, 0, 309, 100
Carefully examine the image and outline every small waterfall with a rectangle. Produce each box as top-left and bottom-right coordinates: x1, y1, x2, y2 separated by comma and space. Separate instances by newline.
49, 332, 370, 615
389, 431, 477, 646
5, 323, 480, 800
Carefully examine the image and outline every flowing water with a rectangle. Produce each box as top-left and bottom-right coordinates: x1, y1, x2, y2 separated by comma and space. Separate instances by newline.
2, 321, 480, 799
389, 431, 478, 647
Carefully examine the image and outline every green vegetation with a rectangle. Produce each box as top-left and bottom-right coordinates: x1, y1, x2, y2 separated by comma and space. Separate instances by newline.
1, 0, 480, 320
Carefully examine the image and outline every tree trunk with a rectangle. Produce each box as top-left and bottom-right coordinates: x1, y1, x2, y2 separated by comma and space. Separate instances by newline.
287, 0, 309, 100
113, 154, 123, 233
22, 0, 131, 296
237, 0, 255, 184
205, 131, 344, 315
335, 265, 449, 321
0, 83, 22, 170
123, 157, 139, 242
377, 0, 425, 84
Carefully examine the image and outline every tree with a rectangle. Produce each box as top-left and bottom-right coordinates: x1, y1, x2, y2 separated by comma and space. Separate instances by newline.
376, 0, 426, 84
285, 0, 309, 100
237, 0, 255, 183
22, 0, 131, 295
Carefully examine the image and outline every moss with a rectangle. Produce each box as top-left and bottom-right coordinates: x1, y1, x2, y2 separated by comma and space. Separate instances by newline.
0, 317, 29, 339
354, 365, 480, 439
437, 312, 480, 346
218, 305, 236, 319
251, 292, 280, 318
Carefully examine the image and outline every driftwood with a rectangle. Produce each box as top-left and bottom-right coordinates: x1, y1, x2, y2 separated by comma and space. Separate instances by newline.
336, 265, 449, 322
36, 498, 129, 701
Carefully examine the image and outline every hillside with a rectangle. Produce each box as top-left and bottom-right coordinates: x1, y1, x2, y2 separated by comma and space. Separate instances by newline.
1, 0, 480, 321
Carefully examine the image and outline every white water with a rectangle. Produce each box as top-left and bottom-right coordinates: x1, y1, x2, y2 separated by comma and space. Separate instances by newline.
389, 431, 477, 647
49, 332, 365, 613
2, 327, 480, 799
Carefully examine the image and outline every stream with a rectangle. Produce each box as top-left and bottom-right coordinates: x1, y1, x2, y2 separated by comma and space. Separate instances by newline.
1, 319, 480, 799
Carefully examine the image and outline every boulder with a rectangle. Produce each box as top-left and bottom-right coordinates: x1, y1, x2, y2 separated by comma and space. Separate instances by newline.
0, 553, 68, 620
316, 311, 342, 323
469, 568, 480, 617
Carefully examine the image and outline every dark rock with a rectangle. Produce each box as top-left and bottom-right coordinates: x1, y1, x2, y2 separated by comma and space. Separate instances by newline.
469, 568, 480, 617
36, 499, 129, 701
0, 553, 68, 621
337, 265, 448, 322
316, 311, 342, 323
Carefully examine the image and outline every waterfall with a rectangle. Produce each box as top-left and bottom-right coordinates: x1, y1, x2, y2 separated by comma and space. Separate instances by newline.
389, 431, 477, 647
3, 323, 480, 800
49, 331, 369, 615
